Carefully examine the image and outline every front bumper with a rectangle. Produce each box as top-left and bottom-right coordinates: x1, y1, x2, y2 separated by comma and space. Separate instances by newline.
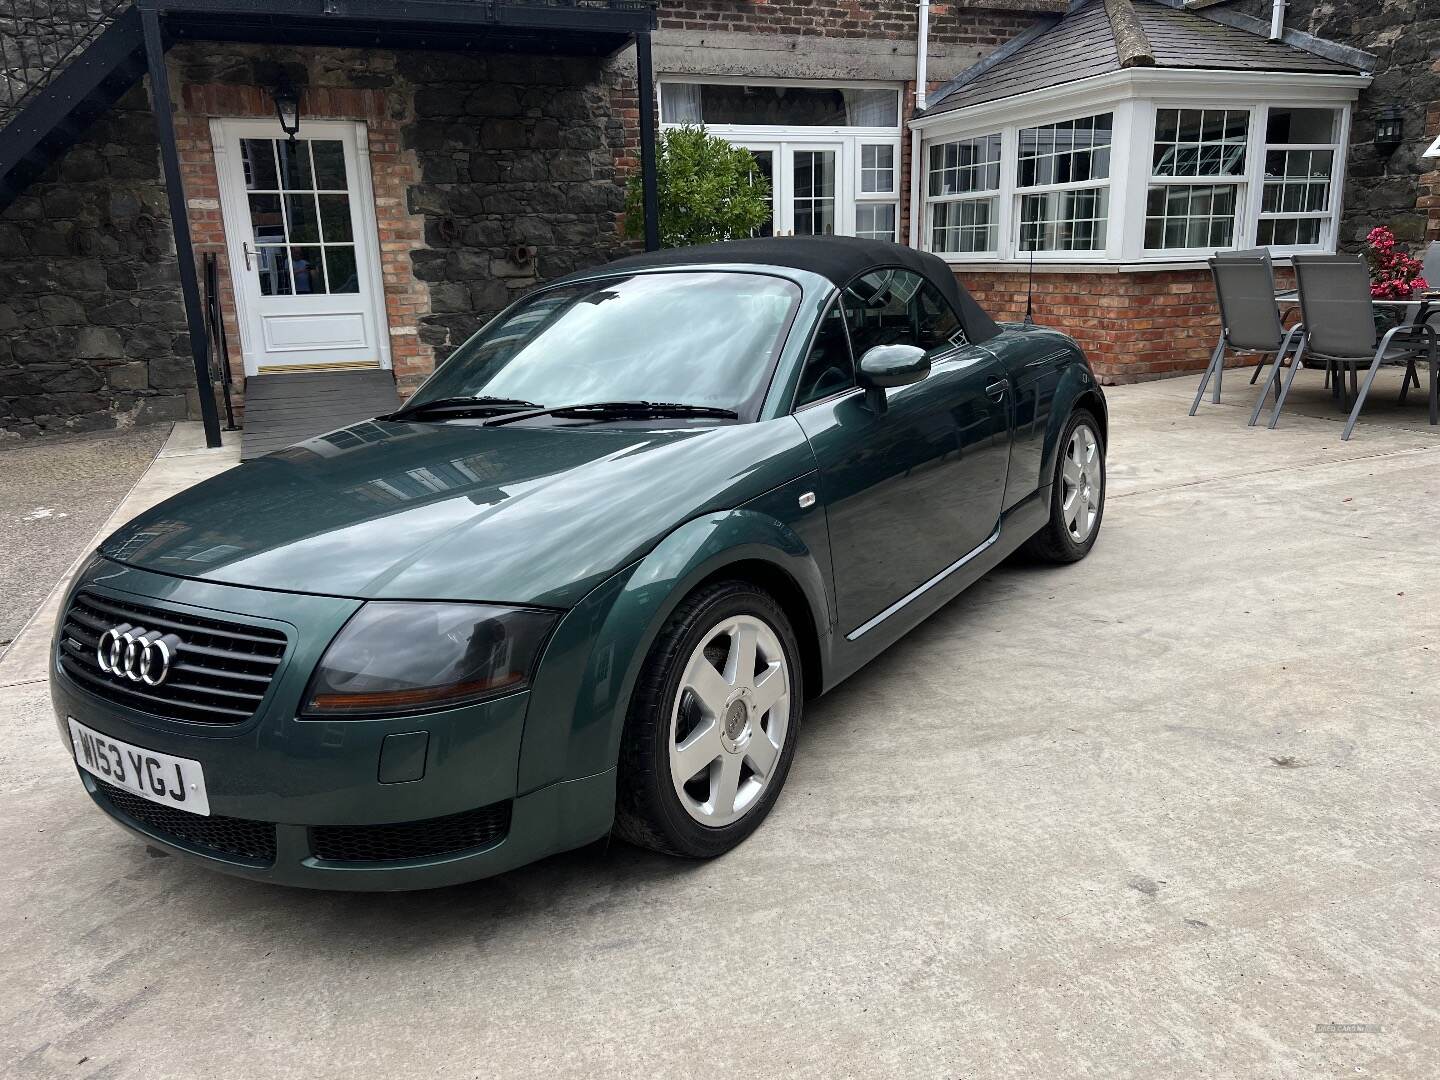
51, 560, 614, 890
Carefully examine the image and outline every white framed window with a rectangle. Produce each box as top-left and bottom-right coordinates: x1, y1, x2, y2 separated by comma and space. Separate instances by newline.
1015, 113, 1113, 253
658, 79, 902, 240
1255, 107, 1341, 249
913, 70, 1364, 266
927, 134, 1001, 254
1144, 108, 1250, 251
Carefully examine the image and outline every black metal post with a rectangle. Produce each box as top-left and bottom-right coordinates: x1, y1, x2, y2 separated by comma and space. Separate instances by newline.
140, 4, 223, 449
635, 31, 660, 252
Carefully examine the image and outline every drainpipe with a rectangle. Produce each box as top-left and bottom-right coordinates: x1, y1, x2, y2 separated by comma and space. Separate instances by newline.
915, 0, 930, 111
1269, 0, 1286, 40
908, 0, 930, 248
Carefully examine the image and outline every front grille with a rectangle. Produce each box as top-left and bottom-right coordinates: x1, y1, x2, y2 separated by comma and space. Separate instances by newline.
58, 590, 287, 725
93, 779, 277, 864
310, 801, 512, 863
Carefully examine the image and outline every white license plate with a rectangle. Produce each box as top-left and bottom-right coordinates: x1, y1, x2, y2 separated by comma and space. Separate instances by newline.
68, 718, 211, 817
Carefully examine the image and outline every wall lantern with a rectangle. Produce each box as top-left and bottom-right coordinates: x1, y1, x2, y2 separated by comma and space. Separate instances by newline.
272, 84, 302, 143
1374, 105, 1404, 156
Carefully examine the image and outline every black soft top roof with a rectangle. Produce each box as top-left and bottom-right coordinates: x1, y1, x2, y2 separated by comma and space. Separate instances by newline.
577, 237, 1002, 346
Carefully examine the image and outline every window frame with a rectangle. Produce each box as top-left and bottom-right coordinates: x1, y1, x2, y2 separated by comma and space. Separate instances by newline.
658, 77, 903, 241
926, 132, 1003, 256
1140, 106, 1255, 258
912, 69, 1362, 267
1252, 106, 1345, 253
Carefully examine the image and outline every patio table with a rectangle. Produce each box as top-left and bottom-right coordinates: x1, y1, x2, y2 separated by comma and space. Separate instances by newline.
1270, 291, 1437, 417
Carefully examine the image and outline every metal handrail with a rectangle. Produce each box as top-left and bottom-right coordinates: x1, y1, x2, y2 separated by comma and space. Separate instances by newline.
1, 0, 135, 127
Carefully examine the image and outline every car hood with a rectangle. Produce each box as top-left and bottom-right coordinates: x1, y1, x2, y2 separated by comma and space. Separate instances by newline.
101, 418, 815, 608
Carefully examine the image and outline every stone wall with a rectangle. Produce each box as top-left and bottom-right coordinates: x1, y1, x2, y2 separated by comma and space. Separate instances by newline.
0, 84, 191, 442
1234, 0, 1440, 249
399, 51, 637, 370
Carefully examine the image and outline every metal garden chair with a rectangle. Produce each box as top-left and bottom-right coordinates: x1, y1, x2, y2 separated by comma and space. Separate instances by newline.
1259, 253, 1438, 440
1191, 249, 1304, 416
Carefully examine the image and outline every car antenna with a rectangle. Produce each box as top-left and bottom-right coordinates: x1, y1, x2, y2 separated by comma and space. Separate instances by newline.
1024, 246, 1036, 326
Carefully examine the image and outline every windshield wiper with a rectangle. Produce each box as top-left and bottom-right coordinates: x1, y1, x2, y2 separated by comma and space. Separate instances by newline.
485, 401, 740, 427
387, 396, 541, 421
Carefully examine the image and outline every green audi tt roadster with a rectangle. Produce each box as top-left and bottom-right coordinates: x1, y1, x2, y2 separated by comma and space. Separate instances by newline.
52, 237, 1106, 890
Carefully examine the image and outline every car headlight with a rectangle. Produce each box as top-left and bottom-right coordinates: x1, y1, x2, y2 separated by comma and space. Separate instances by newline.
302, 602, 557, 716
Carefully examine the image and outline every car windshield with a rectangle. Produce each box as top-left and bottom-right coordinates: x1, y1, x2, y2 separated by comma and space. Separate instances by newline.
405, 271, 801, 418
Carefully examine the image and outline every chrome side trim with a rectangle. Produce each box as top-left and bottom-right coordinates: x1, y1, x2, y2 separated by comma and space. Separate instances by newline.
844, 524, 1002, 642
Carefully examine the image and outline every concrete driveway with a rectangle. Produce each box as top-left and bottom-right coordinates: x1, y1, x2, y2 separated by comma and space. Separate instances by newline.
3, 371, 1438, 1079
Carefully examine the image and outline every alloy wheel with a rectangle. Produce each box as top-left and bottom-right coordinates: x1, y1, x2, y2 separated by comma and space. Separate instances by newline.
1061, 422, 1102, 543
669, 614, 791, 828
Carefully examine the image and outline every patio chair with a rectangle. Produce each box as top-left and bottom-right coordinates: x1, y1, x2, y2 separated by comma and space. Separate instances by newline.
1191, 249, 1305, 416
1416, 241, 1440, 328
1262, 253, 1438, 440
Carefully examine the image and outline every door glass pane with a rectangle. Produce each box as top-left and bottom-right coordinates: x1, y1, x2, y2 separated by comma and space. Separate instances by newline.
748, 150, 775, 238
256, 247, 292, 296
284, 194, 321, 243
311, 140, 348, 188
318, 194, 354, 242
241, 139, 278, 190
793, 150, 836, 236
289, 247, 327, 294
325, 246, 360, 293
247, 194, 286, 245
794, 299, 855, 408
276, 140, 313, 189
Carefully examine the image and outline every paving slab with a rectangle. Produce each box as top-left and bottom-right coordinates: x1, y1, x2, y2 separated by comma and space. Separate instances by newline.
0, 428, 168, 663
2, 382, 1438, 1079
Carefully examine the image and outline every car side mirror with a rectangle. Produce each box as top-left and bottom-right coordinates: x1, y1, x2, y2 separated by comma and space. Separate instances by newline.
857, 344, 930, 413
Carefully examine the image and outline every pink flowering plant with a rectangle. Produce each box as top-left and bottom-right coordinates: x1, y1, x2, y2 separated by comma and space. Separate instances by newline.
1365, 226, 1428, 299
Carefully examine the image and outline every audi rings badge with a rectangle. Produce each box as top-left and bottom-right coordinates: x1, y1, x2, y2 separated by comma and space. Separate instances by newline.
96, 623, 181, 687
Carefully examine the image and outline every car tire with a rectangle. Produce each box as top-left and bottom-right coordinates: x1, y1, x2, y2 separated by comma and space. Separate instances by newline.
1022, 407, 1105, 564
614, 580, 802, 859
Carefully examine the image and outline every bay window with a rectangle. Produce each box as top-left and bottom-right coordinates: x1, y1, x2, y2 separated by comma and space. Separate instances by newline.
915, 74, 1360, 266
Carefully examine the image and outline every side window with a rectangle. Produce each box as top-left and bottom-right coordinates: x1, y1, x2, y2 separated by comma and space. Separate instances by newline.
842, 269, 967, 361
915, 281, 966, 352
794, 299, 855, 408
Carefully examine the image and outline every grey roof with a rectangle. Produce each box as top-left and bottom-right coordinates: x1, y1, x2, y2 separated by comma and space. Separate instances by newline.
923, 0, 1363, 116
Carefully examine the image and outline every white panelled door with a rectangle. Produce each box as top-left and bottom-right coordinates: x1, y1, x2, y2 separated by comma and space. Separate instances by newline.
213, 119, 389, 376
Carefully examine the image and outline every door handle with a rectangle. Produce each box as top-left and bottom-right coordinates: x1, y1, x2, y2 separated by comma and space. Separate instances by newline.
985, 379, 1009, 402
242, 242, 257, 271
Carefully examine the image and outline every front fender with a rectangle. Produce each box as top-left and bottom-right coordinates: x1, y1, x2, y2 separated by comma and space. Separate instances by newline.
1038, 358, 1105, 496
517, 472, 831, 794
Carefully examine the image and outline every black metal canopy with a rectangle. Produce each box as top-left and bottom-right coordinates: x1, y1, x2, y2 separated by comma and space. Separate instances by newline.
158, 0, 655, 55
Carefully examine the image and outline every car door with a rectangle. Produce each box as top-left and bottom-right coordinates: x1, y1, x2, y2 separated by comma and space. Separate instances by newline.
793, 268, 1012, 637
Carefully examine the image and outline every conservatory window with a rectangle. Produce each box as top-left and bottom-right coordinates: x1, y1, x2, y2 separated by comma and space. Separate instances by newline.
927, 133, 1001, 254
1256, 107, 1340, 248
1016, 113, 1113, 252
1144, 109, 1250, 250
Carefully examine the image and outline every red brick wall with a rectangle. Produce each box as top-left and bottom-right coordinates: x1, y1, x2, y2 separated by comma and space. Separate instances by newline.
961, 268, 1297, 384
656, 0, 1047, 46
168, 49, 432, 402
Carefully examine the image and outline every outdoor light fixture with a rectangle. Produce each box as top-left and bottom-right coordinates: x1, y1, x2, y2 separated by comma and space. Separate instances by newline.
272, 83, 302, 142
1374, 105, 1404, 156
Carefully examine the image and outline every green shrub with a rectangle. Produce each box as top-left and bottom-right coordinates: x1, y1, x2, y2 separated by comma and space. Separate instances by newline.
625, 125, 772, 248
